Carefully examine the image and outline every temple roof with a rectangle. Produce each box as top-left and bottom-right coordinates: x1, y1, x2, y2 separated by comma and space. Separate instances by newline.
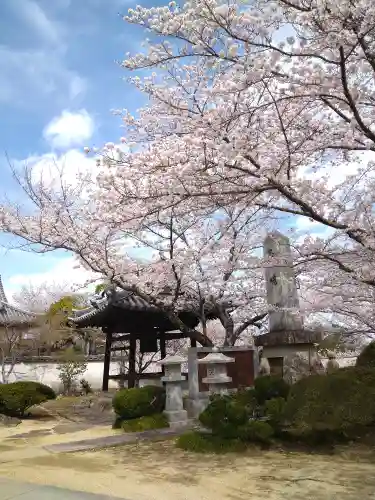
68, 288, 234, 333
0, 276, 37, 327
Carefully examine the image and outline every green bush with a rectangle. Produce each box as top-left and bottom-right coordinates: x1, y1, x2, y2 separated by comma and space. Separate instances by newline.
264, 397, 286, 430
254, 375, 290, 405
121, 413, 169, 432
234, 388, 257, 409
15, 381, 56, 400
237, 420, 274, 445
176, 431, 247, 453
112, 385, 166, 420
198, 392, 274, 445
0, 381, 56, 418
199, 394, 250, 439
356, 341, 375, 369
284, 367, 375, 432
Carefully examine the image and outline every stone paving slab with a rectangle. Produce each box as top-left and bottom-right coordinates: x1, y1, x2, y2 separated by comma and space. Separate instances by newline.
10, 429, 52, 439
43, 426, 190, 453
0, 477, 124, 500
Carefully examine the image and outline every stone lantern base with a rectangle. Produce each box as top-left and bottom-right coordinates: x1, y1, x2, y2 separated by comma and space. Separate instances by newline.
164, 409, 189, 429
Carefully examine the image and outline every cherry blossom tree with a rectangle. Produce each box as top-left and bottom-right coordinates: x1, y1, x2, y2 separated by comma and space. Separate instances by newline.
298, 256, 375, 343
88, 0, 375, 287
12, 281, 73, 313
0, 161, 273, 346
1, 0, 375, 346
123, 205, 270, 344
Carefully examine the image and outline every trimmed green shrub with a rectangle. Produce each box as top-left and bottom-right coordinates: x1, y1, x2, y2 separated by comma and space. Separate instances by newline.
356, 341, 375, 369
198, 393, 274, 445
112, 385, 166, 420
176, 431, 247, 453
237, 420, 274, 445
199, 394, 250, 439
0, 381, 56, 418
264, 397, 286, 430
234, 387, 257, 409
284, 367, 375, 432
14, 381, 56, 400
254, 375, 290, 405
121, 413, 169, 432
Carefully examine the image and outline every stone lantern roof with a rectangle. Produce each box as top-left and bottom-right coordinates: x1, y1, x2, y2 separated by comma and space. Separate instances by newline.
198, 346, 235, 364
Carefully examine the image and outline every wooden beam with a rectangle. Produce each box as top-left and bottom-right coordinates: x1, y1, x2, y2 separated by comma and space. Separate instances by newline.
128, 333, 137, 388
159, 331, 166, 377
113, 331, 188, 343
102, 331, 112, 392
108, 372, 162, 381
160, 332, 167, 358
190, 337, 197, 348
110, 346, 129, 352
108, 371, 188, 381
111, 334, 131, 343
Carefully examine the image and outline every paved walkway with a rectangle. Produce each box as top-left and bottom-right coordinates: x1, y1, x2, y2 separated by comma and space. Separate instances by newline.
0, 477, 124, 499
44, 426, 188, 453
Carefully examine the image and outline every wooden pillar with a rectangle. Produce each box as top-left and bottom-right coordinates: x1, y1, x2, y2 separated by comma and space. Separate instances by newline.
190, 337, 197, 348
102, 329, 112, 392
159, 331, 167, 376
128, 333, 137, 389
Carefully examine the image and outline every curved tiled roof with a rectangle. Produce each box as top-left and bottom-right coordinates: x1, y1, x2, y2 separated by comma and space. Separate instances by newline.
0, 276, 37, 326
68, 288, 235, 329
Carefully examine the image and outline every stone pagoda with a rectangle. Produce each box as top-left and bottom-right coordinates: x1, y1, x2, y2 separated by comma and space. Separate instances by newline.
254, 232, 322, 376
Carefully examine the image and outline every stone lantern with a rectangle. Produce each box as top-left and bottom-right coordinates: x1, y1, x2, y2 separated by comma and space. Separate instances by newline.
159, 354, 188, 428
198, 347, 234, 395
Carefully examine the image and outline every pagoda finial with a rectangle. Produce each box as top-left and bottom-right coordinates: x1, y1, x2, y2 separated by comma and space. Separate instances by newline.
0, 276, 7, 303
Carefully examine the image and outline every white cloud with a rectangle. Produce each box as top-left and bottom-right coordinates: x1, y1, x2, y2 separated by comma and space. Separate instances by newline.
24, 148, 97, 189
43, 110, 95, 150
5, 256, 100, 299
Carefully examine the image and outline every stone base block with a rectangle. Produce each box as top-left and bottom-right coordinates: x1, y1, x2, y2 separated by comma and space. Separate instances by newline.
164, 409, 188, 428
254, 329, 323, 347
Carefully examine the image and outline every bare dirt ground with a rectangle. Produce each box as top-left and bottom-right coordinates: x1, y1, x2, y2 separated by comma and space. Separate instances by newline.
1, 396, 375, 500
1, 431, 375, 500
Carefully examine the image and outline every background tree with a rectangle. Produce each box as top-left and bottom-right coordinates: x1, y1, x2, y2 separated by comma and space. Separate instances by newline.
43, 294, 103, 356
0, 325, 28, 383
12, 281, 72, 313
56, 347, 88, 395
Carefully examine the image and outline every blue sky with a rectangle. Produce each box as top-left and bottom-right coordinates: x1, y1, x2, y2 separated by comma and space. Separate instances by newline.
0, 0, 169, 298
0, 0, 330, 302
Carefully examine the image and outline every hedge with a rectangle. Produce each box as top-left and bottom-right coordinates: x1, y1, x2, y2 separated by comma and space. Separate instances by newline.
0, 381, 56, 418
254, 375, 290, 405
199, 393, 250, 439
284, 366, 375, 432
15, 381, 56, 400
198, 392, 274, 445
121, 413, 169, 432
176, 431, 248, 453
112, 385, 166, 420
